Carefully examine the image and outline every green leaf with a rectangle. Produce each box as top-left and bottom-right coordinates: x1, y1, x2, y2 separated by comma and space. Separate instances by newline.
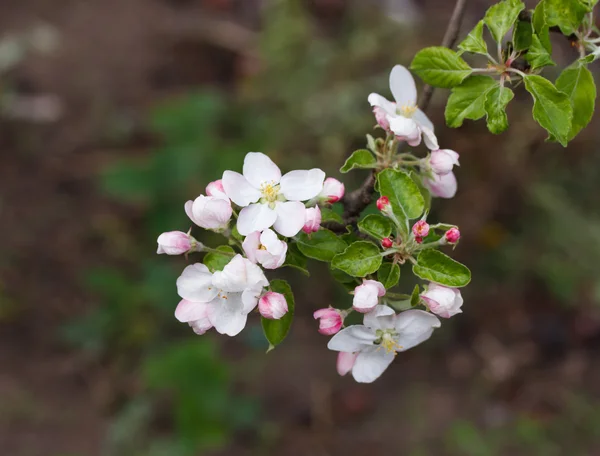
524, 34, 555, 70
340, 149, 377, 173
376, 168, 425, 234
410, 284, 421, 307
409, 171, 431, 215
410, 47, 472, 88
532, 1, 552, 52
556, 64, 596, 141
412, 249, 471, 288
484, 85, 514, 134
513, 19, 533, 51
282, 243, 309, 276
295, 229, 347, 262
330, 267, 357, 288
358, 214, 393, 240
203, 246, 235, 272
320, 206, 343, 224
331, 241, 383, 277
378, 263, 401, 289
542, 0, 587, 35
484, 0, 525, 43
458, 21, 488, 56
445, 76, 498, 128
261, 279, 295, 348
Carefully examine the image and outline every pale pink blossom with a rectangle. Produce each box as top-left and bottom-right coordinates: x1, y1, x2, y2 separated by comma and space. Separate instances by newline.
412, 220, 430, 238
424, 171, 457, 199
313, 308, 343, 335
185, 195, 232, 230
242, 229, 287, 269
259, 292, 288, 320
319, 177, 345, 203
157, 231, 201, 255
302, 206, 322, 234
205, 179, 227, 198
420, 283, 463, 318
429, 149, 459, 175
353, 280, 386, 313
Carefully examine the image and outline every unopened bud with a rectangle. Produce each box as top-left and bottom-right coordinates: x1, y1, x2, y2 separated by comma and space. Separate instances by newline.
259, 292, 288, 320
157, 231, 201, 255
377, 196, 390, 212
381, 237, 393, 249
319, 177, 345, 203
445, 227, 460, 244
302, 206, 322, 234
313, 307, 344, 335
412, 220, 430, 238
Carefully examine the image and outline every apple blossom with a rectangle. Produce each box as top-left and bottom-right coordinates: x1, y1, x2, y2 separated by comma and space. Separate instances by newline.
420, 283, 463, 318
222, 152, 325, 237
259, 292, 289, 320
302, 206, 322, 234
336, 352, 358, 376
156, 231, 202, 255
319, 177, 345, 203
313, 308, 344, 335
327, 305, 441, 383
377, 196, 390, 212
445, 227, 461, 244
412, 220, 430, 238
206, 179, 227, 198
185, 194, 232, 231
175, 255, 268, 336
381, 237, 393, 249
353, 280, 386, 313
428, 149, 459, 176
242, 229, 287, 269
368, 65, 438, 150
424, 171, 457, 199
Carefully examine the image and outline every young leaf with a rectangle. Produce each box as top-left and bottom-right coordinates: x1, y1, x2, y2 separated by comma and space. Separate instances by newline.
262, 279, 295, 349
282, 243, 309, 276
484, 85, 515, 134
331, 241, 383, 277
445, 76, 498, 128
296, 229, 347, 262
483, 0, 525, 43
556, 64, 596, 141
340, 149, 377, 173
376, 168, 425, 234
542, 0, 587, 35
512, 19, 533, 51
458, 21, 488, 56
358, 214, 393, 240
412, 249, 471, 288
532, 0, 551, 52
378, 262, 401, 289
523, 75, 573, 147
203, 246, 235, 272
410, 47, 472, 88
410, 284, 421, 307
524, 34, 555, 70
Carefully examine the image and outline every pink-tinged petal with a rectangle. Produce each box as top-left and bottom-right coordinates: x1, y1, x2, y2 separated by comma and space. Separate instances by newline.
256, 241, 287, 269
336, 352, 358, 376
421, 284, 463, 319
189, 317, 212, 335
187, 195, 232, 230
242, 231, 261, 263
320, 177, 345, 203
212, 254, 268, 292
389, 65, 417, 107
184, 200, 194, 221
429, 150, 458, 175
280, 169, 326, 201
351, 347, 395, 383
314, 308, 343, 335
237, 203, 277, 236
353, 280, 385, 313
389, 116, 421, 144
258, 291, 288, 319
302, 206, 321, 234
363, 305, 396, 330
259, 229, 284, 255
175, 299, 210, 323
421, 126, 439, 151
273, 201, 306, 237
413, 108, 434, 131
222, 170, 261, 207
205, 179, 227, 198
157, 231, 192, 255
242, 152, 282, 188
208, 294, 247, 337
424, 171, 457, 199
176, 263, 219, 302
367, 93, 397, 116
327, 325, 377, 352
394, 309, 441, 351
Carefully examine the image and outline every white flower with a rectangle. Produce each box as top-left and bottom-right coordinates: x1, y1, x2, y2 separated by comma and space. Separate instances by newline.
368, 65, 438, 150
429, 149, 459, 175
420, 283, 463, 318
242, 229, 287, 270
423, 171, 457, 199
174, 255, 268, 336
352, 280, 386, 313
185, 195, 232, 231
222, 152, 325, 237
327, 305, 440, 383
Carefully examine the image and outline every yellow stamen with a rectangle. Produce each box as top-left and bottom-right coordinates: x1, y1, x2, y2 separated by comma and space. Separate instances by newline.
399, 104, 417, 117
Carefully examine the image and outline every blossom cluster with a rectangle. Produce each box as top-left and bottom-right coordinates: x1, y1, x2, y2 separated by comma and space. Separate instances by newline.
156, 64, 468, 383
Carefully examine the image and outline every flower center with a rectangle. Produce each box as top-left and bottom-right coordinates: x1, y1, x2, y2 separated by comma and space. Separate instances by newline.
398, 104, 417, 118
375, 329, 402, 354
259, 181, 282, 205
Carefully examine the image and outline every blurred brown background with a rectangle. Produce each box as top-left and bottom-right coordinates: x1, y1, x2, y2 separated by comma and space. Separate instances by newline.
1, 0, 600, 455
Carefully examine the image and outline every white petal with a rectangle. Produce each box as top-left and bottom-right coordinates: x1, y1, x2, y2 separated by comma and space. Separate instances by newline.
367, 93, 397, 116
242, 231, 261, 263
176, 263, 219, 302
352, 347, 395, 383
353, 281, 385, 313
212, 254, 268, 292
222, 170, 261, 207
237, 203, 277, 236
327, 325, 377, 352
280, 169, 326, 201
413, 108, 434, 132
174, 299, 211, 323
394, 309, 441, 351
389, 65, 417, 107
363, 305, 396, 330
208, 294, 247, 336
242, 152, 282, 188
256, 241, 287, 269
389, 116, 421, 144
273, 201, 306, 237
189, 317, 212, 335
259, 229, 284, 255
241, 287, 262, 314
424, 171, 457, 199
421, 125, 439, 151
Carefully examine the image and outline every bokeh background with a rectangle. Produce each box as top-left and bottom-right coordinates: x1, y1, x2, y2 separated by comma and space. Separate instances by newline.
2, 0, 600, 455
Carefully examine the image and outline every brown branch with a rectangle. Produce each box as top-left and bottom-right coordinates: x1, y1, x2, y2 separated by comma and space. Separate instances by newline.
326, 0, 468, 233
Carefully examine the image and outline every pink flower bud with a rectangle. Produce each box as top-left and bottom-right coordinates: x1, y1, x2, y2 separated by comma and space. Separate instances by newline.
157, 231, 200, 255
424, 172, 457, 199
185, 195, 232, 231
313, 308, 343, 335
205, 179, 226, 198
302, 206, 322, 234
353, 280, 386, 313
336, 352, 358, 376
429, 149, 459, 175
445, 227, 460, 244
421, 283, 463, 318
373, 106, 391, 131
412, 220, 430, 238
415, 236, 423, 244
377, 196, 390, 212
259, 292, 288, 320
320, 177, 345, 203
381, 237, 393, 249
